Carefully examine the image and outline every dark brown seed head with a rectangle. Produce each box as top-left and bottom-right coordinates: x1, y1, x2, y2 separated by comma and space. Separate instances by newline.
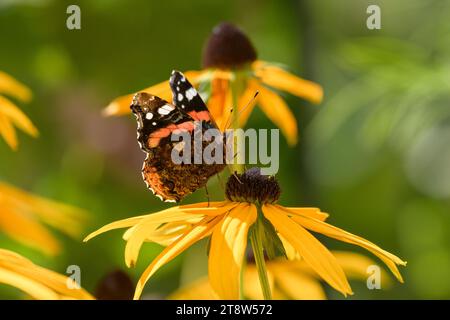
202, 22, 257, 69
225, 167, 281, 204
95, 269, 134, 300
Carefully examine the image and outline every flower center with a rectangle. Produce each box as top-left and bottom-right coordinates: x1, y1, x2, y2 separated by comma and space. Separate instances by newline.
225, 167, 281, 204
202, 22, 257, 69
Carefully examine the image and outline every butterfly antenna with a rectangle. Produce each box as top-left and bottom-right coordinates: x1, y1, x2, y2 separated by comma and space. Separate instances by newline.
223, 91, 259, 130
205, 184, 210, 207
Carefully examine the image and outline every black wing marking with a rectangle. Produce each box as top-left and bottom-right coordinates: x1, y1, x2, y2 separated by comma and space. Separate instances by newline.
169, 70, 211, 116
130, 92, 193, 152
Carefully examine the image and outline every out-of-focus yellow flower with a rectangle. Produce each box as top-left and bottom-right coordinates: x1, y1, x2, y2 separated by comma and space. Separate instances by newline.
103, 23, 323, 146
0, 182, 87, 256
85, 168, 405, 300
0, 249, 93, 300
169, 251, 391, 300
0, 71, 38, 150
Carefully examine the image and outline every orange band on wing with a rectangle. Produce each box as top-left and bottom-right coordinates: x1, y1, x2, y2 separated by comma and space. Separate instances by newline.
188, 110, 211, 122
148, 122, 196, 148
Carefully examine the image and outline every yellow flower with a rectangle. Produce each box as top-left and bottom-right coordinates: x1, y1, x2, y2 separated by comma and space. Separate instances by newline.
169, 251, 392, 300
0, 182, 87, 256
103, 23, 323, 146
85, 168, 405, 300
0, 249, 93, 300
0, 71, 38, 150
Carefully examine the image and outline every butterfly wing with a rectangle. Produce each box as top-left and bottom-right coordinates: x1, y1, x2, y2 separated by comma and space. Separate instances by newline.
130, 92, 195, 152
169, 70, 218, 128
130, 72, 226, 203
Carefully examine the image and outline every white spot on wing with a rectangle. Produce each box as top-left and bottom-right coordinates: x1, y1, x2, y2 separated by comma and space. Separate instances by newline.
158, 104, 175, 115
186, 87, 197, 101
145, 112, 153, 120
156, 194, 164, 201
165, 199, 177, 203
177, 93, 183, 101
152, 122, 157, 126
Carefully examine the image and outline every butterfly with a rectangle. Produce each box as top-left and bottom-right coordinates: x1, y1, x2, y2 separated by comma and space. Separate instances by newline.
130, 70, 227, 202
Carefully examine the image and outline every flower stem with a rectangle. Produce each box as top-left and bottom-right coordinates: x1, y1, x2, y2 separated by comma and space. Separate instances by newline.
249, 217, 272, 300
230, 70, 245, 173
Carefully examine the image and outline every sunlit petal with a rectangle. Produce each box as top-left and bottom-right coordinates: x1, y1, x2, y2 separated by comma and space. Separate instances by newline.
257, 84, 298, 146
84, 202, 234, 243
262, 204, 352, 296
0, 96, 38, 137
208, 203, 257, 299
253, 61, 323, 104
168, 277, 218, 300
278, 205, 329, 221
236, 79, 259, 127
0, 207, 60, 256
243, 264, 275, 300
271, 265, 326, 300
134, 215, 222, 299
0, 113, 18, 150
0, 71, 32, 102
288, 210, 407, 282
0, 249, 94, 300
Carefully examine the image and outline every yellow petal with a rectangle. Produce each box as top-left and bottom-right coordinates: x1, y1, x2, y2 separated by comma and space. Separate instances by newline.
262, 204, 352, 296
134, 215, 222, 299
332, 251, 392, 288
257, 84, 298, 146
278, 234, 301, 261
0, 249, 94, 300
84, 202, 233, 243
208, 77, 231, 131
0, 71, 32, 102
253, 61, 323, 104
0, 249, 33, 266
142, 219, 202, 246
277, 205, 329, 221
168, 277, 218, 300
243, 264, 275, 300
289, 212, 407, 282
236, 79, 259, 127
271, 265, 326, 300
0, 96, 38, 137
208, 203, 257, 299
0, 267, 59, 300
0, 113, 18, 150
0, 207, 60, 256
103, 70, 205, 116
0, 182, 87, 239
124, 204, 236, 267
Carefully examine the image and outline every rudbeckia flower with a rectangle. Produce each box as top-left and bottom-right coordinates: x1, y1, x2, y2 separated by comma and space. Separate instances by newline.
103, 22, 323, 145
169, 251, 391, 300
0, 249, 93, 300
0, 71, 38, 150
85, 167, 406, 300
0, 182, 87, 256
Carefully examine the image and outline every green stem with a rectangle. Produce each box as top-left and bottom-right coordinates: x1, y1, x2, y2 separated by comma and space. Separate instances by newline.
230, 70, 245, 174
250, 218, 272, 300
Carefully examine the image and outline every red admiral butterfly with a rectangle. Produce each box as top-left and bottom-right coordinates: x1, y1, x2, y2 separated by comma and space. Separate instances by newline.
130, 71, 227, 202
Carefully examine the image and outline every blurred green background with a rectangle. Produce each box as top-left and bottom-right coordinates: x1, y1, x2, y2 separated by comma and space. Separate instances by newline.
1, 0, 450, 299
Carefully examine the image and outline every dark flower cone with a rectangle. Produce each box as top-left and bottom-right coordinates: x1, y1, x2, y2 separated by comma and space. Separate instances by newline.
202, 22, 257, 69
226, 167, 281, 204
95, 269, 135, 300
